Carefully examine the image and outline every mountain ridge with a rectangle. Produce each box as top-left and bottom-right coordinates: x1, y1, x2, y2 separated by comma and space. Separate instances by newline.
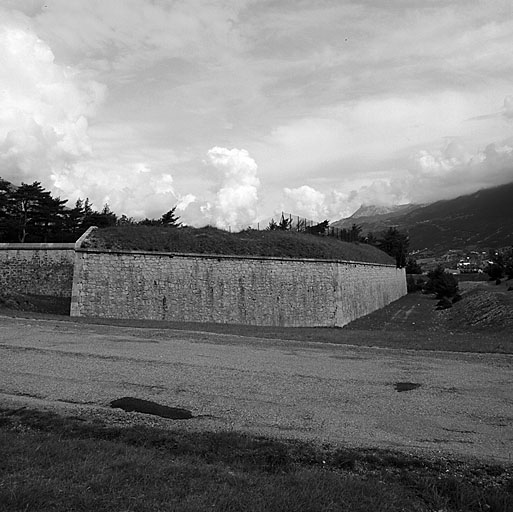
348, 203, 421, 219
332, 182, 513, 253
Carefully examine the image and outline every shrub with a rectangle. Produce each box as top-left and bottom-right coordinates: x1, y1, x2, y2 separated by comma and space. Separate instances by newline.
405, 258, 423, 274
452, 293, 463, 304
506, 258, 513, 280
487, 263, 504, 281
436, 297, 453, 310
424, 266, 459, 299
486, 247, 513, 280
407, 275, 424, 293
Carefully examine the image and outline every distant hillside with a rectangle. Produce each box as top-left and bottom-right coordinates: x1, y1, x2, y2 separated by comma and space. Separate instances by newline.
84, 225, 395, 265
349, 203, 420, 219
333, 203, 420, 231
332, 182, 513, 253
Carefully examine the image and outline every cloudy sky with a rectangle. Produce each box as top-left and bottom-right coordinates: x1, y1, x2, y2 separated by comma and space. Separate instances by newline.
1, 0, 513, 229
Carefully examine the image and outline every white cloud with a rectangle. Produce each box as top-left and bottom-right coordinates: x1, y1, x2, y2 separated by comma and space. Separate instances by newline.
204, 147, 260, 230
280, 128, 513, 223
335, 137, 513, 215
503, 96, 513, 120
283, 185, 328, 221
176, 193, 196, 212
402, 138, 513, 202
52, 159, 178, 219
412, 140, 472, 178
347, 181, 409, 209
0, 9, 197, 221
256, 90, 505, 186
30, 0, 249, 77
2, 1, 513, 227
0, 12, 106, 185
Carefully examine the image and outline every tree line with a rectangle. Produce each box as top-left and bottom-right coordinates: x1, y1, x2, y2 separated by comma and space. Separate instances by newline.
0, 178, 180, 243
267, 213, 410, 268
1, 176, 410, 268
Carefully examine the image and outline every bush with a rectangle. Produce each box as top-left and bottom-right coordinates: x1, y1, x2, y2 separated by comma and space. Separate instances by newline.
407, 275, 424, 293
452, 293, 463, 304
506, 260, 513, 280
424, 266, 459, 299
486, 247, 513, 280
487, 263, 504, 281
405, 258, 423, 274
436, 297, 453, 310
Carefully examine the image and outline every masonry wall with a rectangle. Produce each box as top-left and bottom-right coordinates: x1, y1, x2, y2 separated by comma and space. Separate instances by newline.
0, 244, 76, 297
71, 249, 407, 327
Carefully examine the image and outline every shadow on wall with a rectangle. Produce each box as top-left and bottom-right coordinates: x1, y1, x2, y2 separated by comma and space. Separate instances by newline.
0, 292, 71, 315
0, 243, 76, 314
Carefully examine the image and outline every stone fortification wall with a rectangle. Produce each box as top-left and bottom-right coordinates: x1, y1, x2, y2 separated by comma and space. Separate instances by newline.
0, 244, 75, 297
71, 249, 406, 327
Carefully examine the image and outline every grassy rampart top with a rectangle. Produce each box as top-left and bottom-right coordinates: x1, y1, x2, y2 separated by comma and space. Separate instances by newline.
82, 226, 395, 265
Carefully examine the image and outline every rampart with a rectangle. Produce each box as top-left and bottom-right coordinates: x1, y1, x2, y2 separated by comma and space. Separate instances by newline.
71, 248, 407, 327
0, 243, 75, 297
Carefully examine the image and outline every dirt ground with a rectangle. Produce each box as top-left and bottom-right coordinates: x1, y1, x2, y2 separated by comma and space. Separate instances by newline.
1, 280, 512, 464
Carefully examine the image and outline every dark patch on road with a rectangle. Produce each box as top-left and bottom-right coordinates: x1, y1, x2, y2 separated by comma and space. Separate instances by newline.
394, 382, 422, 392
110, 397, 193, 419
442, 427, 476, 434
329, 354, 367, 361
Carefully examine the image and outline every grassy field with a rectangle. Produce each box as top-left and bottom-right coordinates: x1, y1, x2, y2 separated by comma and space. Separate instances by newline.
1, 407, 511, 512
82, 225, 395, 264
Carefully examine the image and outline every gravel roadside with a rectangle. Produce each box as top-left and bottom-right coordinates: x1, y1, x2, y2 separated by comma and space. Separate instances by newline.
1, 314, 512, 464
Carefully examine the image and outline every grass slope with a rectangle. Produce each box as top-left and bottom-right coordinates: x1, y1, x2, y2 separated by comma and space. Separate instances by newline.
1, 407, 511, 512
82, 225, 395, 264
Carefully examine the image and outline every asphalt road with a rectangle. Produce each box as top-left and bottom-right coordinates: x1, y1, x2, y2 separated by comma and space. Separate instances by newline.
1, 314, 512, 462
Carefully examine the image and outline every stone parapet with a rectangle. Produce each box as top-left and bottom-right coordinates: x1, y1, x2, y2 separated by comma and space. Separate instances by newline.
0, 244, 75, 297
71, 249, 407, 327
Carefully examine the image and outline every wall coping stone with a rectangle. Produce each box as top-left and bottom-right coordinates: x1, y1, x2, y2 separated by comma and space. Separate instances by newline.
0, 243, 75, 250
75, 246, 397, 267
74, 226, 98, 250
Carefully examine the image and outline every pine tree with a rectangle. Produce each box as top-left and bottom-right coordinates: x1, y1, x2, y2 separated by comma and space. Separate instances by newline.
161, 206, 181, 227
33, 194, 68, 242
10, 182, 52, 242
378, 227, 409, 268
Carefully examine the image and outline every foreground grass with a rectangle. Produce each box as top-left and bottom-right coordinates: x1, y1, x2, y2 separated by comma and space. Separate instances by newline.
1, 407, 511, 511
